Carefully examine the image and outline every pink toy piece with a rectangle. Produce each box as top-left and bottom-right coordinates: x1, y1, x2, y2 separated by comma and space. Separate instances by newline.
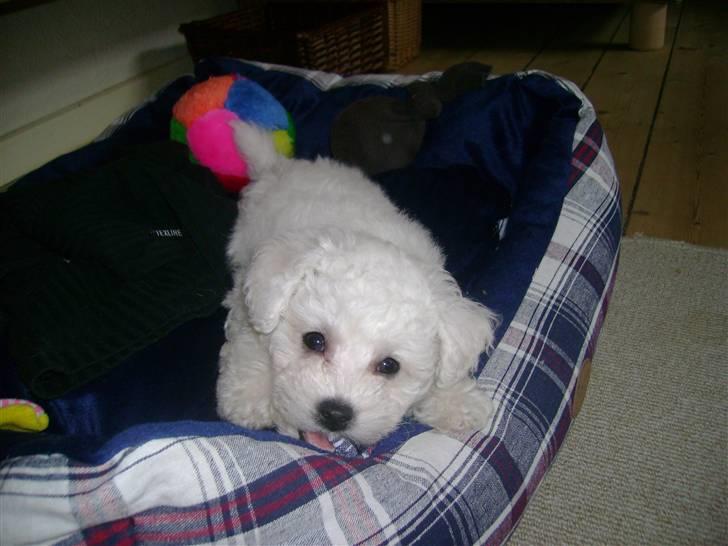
187, 109, 248, 182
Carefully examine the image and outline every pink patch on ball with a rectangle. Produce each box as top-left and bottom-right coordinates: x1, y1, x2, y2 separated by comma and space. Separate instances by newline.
187, 109, 248, 180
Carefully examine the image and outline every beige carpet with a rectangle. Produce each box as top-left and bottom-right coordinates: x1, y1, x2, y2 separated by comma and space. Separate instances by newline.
509, 237, 728, 545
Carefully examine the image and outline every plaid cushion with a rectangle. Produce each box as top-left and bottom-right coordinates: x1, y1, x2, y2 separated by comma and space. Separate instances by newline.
0, 66, 620, 545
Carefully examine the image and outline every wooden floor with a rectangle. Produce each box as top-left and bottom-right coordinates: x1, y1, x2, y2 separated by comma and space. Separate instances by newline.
400, 0, 727, 249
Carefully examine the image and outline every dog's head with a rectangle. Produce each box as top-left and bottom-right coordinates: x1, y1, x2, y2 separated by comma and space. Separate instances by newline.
244, 228, 494, 446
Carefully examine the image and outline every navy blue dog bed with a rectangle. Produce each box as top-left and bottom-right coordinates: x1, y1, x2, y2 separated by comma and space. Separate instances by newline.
0, 59, 621, 545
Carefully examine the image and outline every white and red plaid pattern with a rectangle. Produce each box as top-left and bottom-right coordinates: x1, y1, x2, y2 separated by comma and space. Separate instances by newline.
0, 67, 620, 546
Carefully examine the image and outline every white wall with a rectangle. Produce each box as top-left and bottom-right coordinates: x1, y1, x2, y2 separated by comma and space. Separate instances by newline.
0, 0, 237, 187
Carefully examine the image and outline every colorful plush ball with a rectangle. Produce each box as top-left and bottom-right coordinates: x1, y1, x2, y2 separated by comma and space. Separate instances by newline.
171, 75, 295, 192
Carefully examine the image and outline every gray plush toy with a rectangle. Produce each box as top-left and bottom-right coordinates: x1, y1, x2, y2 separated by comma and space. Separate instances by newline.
330, 62, 492, 175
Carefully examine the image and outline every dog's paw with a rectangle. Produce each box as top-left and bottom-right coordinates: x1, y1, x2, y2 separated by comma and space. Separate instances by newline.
216, 342, 275, 430
414, 383, 493, 433
217, 388, 274, 430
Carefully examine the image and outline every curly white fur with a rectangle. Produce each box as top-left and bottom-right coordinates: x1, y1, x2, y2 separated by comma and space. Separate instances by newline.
217, 121, 497, 447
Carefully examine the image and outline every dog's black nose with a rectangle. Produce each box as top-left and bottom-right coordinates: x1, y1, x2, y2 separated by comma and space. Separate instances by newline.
317, 398, 354, 432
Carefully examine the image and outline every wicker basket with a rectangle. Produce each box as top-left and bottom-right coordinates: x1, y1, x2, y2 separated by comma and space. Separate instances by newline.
385, 0, 422, 70
179, 2, 388, 75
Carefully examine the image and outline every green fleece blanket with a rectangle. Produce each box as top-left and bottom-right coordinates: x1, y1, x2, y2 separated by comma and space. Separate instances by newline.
0, 142, 236, 398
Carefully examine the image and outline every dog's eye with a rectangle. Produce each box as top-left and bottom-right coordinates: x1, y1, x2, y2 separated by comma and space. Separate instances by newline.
376, 357, 400, 376
303, 331, 326, 353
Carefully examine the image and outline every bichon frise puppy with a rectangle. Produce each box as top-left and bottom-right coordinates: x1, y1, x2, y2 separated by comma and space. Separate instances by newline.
217, 121, 497, 450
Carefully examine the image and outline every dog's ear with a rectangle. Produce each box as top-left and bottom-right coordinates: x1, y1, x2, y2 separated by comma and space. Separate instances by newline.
438, 299, 496, 389
434, 276, 497, 389
243, 234, 313, 334
230, 120, 281, 179
412, 276, 497, 432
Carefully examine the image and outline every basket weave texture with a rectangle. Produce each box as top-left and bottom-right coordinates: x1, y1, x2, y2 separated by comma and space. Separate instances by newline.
384, 0, 421, 70
179, 1, 390, 75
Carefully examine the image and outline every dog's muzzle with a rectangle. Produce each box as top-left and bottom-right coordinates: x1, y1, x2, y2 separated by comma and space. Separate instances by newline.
316, 398, 354, 432
301, 400, 366, 456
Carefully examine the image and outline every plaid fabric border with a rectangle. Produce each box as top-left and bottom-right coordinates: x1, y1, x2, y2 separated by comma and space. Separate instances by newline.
0, 68, 620, 546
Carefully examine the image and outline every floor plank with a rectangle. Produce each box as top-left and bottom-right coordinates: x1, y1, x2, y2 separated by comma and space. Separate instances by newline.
399, 47, 478, 75
466, 4, 556, 74
400, 3, 557, 75
582, 1, 681, 224
527, 4, 628, 88
626, 0, 728, 247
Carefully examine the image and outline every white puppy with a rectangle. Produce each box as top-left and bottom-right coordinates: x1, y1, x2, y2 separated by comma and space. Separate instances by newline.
217, 121, 497, 450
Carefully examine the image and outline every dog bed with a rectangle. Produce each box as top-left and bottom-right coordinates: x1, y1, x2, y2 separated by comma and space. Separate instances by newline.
0, 59, 621, 545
